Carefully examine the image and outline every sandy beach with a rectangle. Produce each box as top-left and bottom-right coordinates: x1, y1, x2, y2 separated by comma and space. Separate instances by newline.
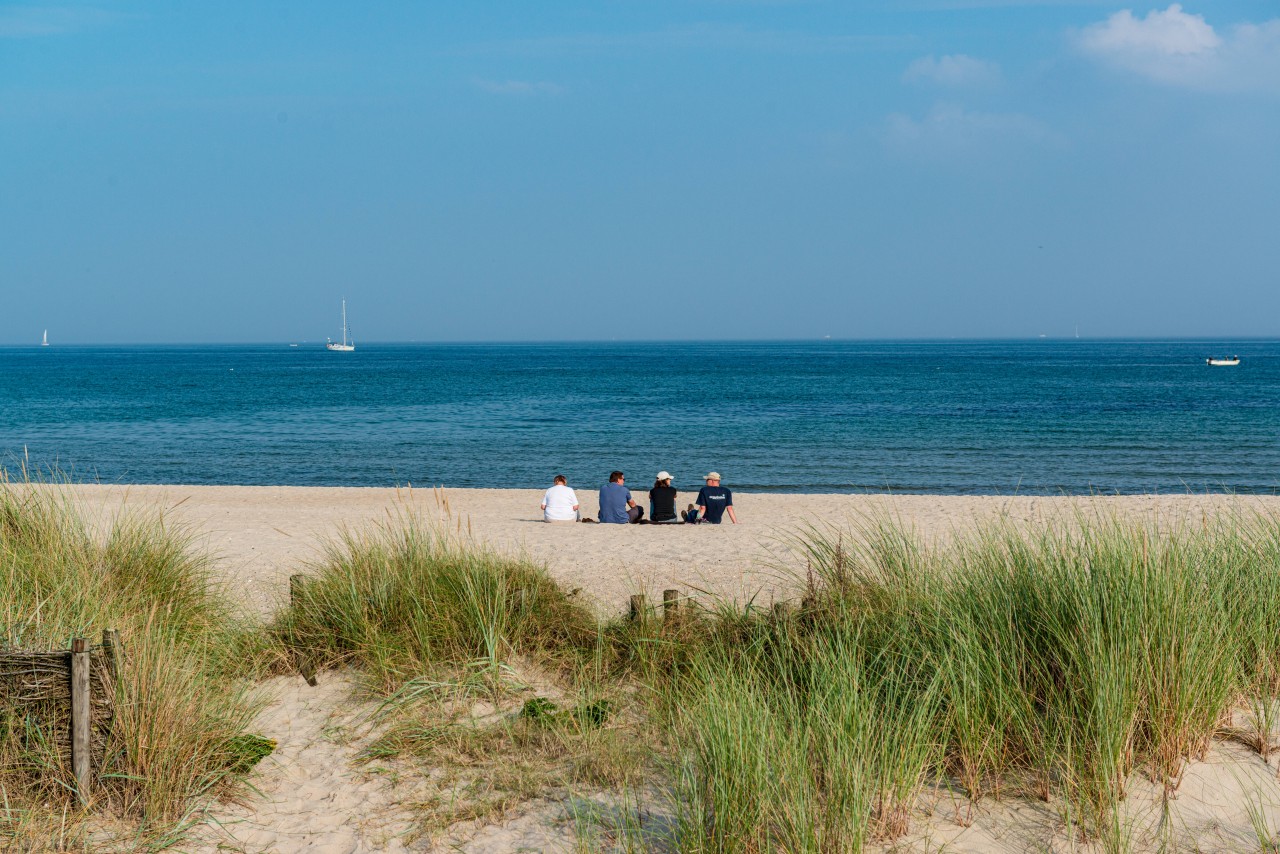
42, 485, 1280, 851
65, 484, 1280, 617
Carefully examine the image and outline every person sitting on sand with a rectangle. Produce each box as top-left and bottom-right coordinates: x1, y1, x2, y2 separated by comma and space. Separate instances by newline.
685, 471, 737, 524
541, 474, 580, 523
649, 471, 680, 523
599, 471, 643, 524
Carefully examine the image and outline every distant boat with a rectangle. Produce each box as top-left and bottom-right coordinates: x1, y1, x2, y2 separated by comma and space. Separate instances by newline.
326, 300, 355, 352
41, 330, 48, 347
1207, 356, 1240, 366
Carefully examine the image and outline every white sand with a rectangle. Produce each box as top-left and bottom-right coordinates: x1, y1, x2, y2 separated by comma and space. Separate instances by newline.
63, 484, 1280, 618
189, 673, 425, 853
54, 485, 1280, 852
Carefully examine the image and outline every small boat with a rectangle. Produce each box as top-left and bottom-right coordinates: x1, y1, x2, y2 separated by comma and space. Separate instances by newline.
41, 330, 48, 347
326, 300, 355, 352
1207, 356, 1240, 366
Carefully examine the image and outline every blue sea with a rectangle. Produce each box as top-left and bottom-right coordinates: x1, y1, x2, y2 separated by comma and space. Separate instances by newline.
2, 340, 1277, 495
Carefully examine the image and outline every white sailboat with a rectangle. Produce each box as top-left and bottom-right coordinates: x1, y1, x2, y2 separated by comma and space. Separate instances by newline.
41, 330, 48, 347
326, 300, 355, 352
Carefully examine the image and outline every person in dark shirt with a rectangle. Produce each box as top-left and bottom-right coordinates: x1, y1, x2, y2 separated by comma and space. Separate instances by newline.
689, 472, 737, 524
649, 471, 679, 523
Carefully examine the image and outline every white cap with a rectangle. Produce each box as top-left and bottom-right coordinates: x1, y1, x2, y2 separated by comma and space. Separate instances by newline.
705, 472, 721, 481
656, 471, 673, 481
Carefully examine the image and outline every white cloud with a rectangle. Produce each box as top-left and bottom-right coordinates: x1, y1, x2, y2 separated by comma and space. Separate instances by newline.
473, 79, 564, 96
903, 54, 1002, 87
884, 102, 1061, 153
1081, 5, 1219, 56
1077, 4, 1280, 92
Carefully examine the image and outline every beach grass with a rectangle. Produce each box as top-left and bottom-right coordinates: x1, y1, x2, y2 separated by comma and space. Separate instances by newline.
269, 513, 661, 836
272, 511, 601, 691
265, 506, 1280, 850
0, 480, 267, 849
656, 509, 1280, 851
12, 475, 1280, 851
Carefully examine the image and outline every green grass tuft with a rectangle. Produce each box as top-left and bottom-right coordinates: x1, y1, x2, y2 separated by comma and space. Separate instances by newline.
0, 480, 267, 848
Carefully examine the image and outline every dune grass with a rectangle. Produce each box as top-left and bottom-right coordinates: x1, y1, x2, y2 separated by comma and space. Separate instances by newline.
6, 487, 1275, 850
0, 482, 266, 849
273, 513, 602, 691
681, 510, 1280, 851
270, 513, 664, 835
269, 506, 1280, 851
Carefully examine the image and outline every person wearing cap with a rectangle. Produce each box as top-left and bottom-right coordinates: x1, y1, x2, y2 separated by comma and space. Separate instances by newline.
688, 472, 737, 524
541, 474, 580, 523
649, 471, 680, 523
599, 470, 643, 524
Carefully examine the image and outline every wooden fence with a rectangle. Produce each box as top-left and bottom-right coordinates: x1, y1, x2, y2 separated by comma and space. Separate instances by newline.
0, 629, 121, 803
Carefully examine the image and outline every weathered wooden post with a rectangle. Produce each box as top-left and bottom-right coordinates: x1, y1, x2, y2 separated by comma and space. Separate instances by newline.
289, 576, 319, 687
101, 628, 122, 679
662, 589, 679, 624
70, 637, 91, 802
629, 594, 646, 622
289, 574, 306, 607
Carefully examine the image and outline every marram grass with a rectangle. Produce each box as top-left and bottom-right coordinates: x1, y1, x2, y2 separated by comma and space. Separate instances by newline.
272, 511, 601, 693
0, 481, 266, 849
683, 510, 1280, 850
268, 506, 1280, 852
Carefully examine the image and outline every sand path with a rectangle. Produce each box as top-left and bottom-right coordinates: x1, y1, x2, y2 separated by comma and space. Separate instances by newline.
187, 673, 425, 853
185, 670, 655, 854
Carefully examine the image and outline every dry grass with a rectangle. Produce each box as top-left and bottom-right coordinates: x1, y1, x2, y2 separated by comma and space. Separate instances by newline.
0, 479, 268, 850
269, 513, 659, 842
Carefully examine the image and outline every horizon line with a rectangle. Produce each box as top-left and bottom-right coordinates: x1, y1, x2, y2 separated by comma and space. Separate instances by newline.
1, 335, 1276, 347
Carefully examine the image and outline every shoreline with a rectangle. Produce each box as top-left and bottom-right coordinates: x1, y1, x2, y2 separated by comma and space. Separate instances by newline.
52, 483, 1280, 618
20, 477, 1280, 497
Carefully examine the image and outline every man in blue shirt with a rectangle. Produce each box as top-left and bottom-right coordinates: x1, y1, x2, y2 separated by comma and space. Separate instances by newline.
690, 472, 737, 524
599, 471, 643, 524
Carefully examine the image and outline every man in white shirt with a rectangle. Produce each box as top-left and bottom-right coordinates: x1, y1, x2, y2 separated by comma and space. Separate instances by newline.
541, 475, 580, 522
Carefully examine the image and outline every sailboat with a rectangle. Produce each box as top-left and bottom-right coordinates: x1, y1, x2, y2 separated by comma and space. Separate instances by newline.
326, 300, 355, 352
41, 330, 48, 347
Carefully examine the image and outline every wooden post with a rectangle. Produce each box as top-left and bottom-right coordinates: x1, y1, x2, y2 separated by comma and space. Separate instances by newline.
662, 589, 679, 623
629, 594, 646, 622
288, 576, 319, 686
70, 637, 92, 802
289, 574, 306, 607
101, 628, 121, 679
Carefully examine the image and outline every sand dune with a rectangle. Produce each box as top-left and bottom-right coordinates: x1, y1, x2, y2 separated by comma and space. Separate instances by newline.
55, 485, 1280, 852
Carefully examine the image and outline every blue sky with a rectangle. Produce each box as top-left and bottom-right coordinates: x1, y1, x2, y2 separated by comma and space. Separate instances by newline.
3, 1, 1278, 343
